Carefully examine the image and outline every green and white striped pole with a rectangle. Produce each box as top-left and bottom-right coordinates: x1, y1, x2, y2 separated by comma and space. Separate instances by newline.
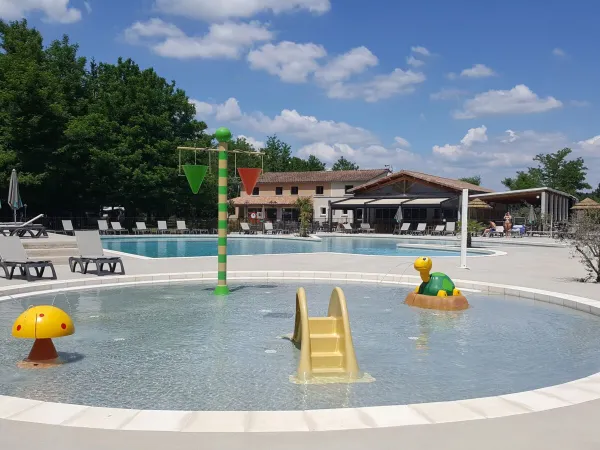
214, 127, 232, 296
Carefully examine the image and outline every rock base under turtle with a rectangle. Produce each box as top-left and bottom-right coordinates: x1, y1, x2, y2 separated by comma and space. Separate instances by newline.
404, 292, 469, 311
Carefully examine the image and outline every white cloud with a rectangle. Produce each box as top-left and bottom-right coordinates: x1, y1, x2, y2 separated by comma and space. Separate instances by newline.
577, 135, 600, 154
326, 68, 426, 102
247, 41, 327, 83
430, 88, 468, 101
552, 47, 567, 57
83, 1, 91, 13
155, 0, 331, 21
460, 125, 488, 147
190, 99, 214, 119
406, 55, 424, 67
124, 19, 273, 59
446, 72, 458, 80
501, 129, 518, 143
411, 46, 430, 56
570, 100, 591, 107
460, 64, 496, 78
394, 136, 410, 148
453, 84, 562, 119
237, 135, 265, 150
314, 46, 378, 83
0, 0, 82, 23
197, 97, 376, 145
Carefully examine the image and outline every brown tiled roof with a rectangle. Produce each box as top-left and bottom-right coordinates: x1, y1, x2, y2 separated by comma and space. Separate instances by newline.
231, 196, 299, 206
350, 170, 494, 194
257, 169, 389, 184
571, 197, 600, 210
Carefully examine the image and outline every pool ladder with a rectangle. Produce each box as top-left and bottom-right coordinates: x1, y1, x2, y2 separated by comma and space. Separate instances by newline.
291, 287, 361, 382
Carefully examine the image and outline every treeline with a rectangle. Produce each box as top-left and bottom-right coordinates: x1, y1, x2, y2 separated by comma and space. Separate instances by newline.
0, 20, 359, 220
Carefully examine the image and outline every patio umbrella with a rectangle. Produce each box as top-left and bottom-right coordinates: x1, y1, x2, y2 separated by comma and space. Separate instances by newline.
571, 197, 600, 210
394, 205, 403, 222
528, 204, 536, 223
467, 198, 492, 209
8, 169, 23, 223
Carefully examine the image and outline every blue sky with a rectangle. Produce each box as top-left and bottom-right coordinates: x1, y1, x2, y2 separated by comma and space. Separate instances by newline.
2, 0, 599, 189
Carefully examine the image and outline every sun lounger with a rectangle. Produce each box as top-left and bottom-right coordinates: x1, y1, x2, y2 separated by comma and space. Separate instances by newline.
134, 222, 151, 234
176, 221, 190, 234
360, 223, 375, 233
110, 221, 128, 235
97, 219, 114, 235
59, 220, 74, 236
430, 224, 445, 235
490, 225, 505, 237
240, 222, 255, 234
69, 231, 125, 275
396, 223, 411, 235
0, 236, 57, 281
444, 222, 456, 236
411, 223, 426, 235
342, 223, 354, 234
157, 221, 171, 234
264, 222, 276, 234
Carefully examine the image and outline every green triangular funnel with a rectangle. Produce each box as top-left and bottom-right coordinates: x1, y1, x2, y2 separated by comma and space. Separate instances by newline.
183, 165, 208, 194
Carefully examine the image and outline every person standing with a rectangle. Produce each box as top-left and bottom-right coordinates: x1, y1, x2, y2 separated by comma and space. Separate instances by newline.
503, 211, 512, 238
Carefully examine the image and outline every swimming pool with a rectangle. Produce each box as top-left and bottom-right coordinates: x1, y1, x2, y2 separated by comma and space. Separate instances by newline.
2, 282, 599, 410
102, 236, 484, 258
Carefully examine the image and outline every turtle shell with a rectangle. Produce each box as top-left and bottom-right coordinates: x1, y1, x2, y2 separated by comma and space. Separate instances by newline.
418, 272, 456, 296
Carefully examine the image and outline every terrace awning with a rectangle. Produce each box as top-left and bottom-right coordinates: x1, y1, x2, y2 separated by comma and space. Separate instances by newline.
367, 198, 411, 206
402, 198, 450, 206
330, 198, 376, 208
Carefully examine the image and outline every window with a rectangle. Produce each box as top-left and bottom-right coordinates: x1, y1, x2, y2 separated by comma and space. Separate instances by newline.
282, 208, 299, 220
356, 209, 363, 220
291, 186, 299, 195
275, 187, 283, 196
320, 207, 327, 216
252, 187, 259, 196
342, 209, 349, 216
266, 208, 277, 220
315, 186, 324, 195
345, 185, 354, 193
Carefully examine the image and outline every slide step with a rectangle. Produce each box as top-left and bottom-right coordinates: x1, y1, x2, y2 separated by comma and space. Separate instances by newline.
311, 351, 344, 369
310, 334, 340, 353
308, 317, 337, 334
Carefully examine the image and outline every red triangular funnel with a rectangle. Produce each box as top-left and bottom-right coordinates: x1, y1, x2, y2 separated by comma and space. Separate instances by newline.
238, 168, 262, 195
183, 165, 208, 194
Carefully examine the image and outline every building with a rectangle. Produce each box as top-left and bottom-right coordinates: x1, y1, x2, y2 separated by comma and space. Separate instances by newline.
231, 169, 389, 223
331, 170, 576, 232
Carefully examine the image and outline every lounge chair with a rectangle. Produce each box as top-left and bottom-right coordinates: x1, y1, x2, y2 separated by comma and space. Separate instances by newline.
360, 223, 375, 233
444, 222, 456, 236
97, 219, 114, 235
430, 224, 445, 235
157, 221, 171, 234
134, 222, 151, 234
240, 222, 255, 234
396, 223, 411, 235
110, 221, 128, 235
264, 222, 276, 234
411, 223, 427, 235
0, 236, 57, 281
59, 220, 74, 236
176, 221, 190, 234
342, 223, 354, 234
69, 231, 125, 275
490, 225, 505, 237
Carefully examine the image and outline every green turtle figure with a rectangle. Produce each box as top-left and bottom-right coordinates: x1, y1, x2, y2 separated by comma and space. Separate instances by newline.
413, 256, 461, 297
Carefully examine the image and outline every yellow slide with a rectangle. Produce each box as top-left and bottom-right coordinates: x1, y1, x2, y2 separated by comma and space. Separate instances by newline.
290, 287, 373, 384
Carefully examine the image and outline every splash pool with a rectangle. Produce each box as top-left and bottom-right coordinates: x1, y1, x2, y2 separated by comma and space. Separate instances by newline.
1, 281, 599, 411
102, 236, 486, 258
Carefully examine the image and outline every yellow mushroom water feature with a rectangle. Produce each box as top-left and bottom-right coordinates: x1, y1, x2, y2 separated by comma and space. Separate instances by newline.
12, 305, 75, 368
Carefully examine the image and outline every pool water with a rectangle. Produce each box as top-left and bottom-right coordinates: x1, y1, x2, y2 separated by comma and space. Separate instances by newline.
103, 236, 481, 258
1, 282, 600, 411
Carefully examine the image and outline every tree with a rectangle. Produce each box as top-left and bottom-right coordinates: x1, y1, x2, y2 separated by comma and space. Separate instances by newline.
263, 135, 292, 172
502, 148, 591, 195
332, 156, 359, 171
459, 176, 481, 186
561, 210, 600, 283
295, 196, 313, 237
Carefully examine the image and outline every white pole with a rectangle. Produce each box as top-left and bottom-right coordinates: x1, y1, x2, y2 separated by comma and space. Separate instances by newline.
460, 189, 468, 269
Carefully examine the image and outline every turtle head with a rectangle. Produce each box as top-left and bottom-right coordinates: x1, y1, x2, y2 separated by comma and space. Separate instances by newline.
414, 256, 433, 282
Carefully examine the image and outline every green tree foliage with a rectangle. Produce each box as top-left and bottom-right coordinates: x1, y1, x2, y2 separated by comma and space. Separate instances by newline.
0, 20, 325, 220
502, 148, 591, 195
295, 196, 313, 237
458, 175, 481, 186
332, 156, 359, 171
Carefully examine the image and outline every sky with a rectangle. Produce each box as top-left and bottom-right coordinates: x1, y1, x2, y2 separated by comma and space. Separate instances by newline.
1, 0, 599, 190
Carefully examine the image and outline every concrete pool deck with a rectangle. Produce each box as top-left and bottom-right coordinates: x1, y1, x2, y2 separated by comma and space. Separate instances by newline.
1, 234, 599, 449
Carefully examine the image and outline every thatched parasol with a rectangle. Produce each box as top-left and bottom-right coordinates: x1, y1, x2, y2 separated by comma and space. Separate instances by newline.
468, 198, 492, 209
571, 197, 600, 210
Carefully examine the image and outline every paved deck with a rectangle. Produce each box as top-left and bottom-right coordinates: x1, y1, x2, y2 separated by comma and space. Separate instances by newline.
1, 235, 599, 449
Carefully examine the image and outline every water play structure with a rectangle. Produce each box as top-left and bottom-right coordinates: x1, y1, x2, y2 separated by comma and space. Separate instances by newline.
11, 305, 74, 368
291, 287, 371, 384
404, 256, 469, 311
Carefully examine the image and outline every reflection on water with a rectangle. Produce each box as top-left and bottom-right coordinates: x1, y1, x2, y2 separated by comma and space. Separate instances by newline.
1, 283, 600, 411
